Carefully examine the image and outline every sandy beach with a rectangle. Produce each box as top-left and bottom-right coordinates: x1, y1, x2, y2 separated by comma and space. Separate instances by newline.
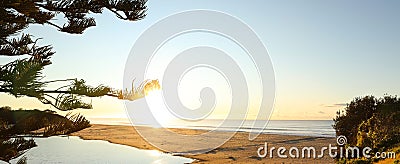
71, 124, 337, 163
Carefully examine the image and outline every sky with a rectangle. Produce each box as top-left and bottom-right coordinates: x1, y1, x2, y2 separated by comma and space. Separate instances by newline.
1, 0, 400, 120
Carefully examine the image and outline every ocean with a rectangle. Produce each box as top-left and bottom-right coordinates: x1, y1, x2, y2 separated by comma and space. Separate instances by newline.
89, 118, 336, 138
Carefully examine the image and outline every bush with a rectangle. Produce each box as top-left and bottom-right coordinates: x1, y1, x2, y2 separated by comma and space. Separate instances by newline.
333, 95, 400, 157
0, 107, 92, 163
336, 158, 372, 164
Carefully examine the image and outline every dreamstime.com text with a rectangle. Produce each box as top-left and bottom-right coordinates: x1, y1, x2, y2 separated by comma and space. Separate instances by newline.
257, 136, 396, 159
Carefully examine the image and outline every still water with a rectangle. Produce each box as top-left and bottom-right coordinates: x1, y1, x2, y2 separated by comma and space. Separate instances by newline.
9, 136, 194, 164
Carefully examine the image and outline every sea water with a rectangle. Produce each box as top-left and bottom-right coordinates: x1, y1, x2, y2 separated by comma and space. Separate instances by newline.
90, 118, 336, 137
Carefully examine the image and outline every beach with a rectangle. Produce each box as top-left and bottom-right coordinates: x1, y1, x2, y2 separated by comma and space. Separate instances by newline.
71, 124, 336, 163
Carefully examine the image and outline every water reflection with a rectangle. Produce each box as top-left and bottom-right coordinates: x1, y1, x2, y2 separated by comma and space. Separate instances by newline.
9, 136, 193, 164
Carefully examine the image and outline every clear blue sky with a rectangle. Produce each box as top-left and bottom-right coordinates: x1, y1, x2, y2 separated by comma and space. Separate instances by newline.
1, 0, 399, 120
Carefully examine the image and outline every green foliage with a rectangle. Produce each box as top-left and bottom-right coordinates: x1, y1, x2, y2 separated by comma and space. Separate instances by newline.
69, 79, 111, 97
0, 0, 148, 111
65, 113, 91, 133
0, 107, 92, 162
333, 96, 377, 145
0, 59, 45, 98
0, 107, 91, 136
336, 158, 372, 164
395, 146, 400, 154
350, 159, 372, 164
333, 95, 400, 152
0, 137, 36, 162
41, 112, 91, 136
0, 0, 147, 35
0, 1, 149, 162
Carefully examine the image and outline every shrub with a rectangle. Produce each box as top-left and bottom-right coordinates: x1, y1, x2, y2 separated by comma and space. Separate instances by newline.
333, 95, 400, 162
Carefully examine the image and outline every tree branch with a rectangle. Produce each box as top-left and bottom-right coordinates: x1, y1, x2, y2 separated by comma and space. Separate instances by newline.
42, 79, 76, 84
44, 21, 63, 31
0, 88, 119, 98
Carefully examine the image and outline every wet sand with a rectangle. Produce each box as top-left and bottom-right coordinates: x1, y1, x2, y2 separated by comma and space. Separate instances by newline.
71, 124, 336, 163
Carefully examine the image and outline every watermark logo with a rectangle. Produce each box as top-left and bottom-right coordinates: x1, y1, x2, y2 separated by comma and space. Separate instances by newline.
123, 10, 275, 154
257, 135, 396, 159
336, 135, 347, 146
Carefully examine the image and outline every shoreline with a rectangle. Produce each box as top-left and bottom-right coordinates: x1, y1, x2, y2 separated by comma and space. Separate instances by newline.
71, 124, 336, 163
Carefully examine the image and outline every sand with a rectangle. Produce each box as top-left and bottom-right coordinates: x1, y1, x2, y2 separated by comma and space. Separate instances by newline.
71, 124, 336, 163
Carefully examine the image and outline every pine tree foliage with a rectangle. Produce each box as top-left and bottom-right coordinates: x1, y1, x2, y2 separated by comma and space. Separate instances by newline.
0, 0, 148, 111
1, 0, 147, 35
0, 1, 148, 163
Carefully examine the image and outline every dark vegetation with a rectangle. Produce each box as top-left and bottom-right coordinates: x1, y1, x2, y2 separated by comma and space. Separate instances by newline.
0, 0, 147, 111
0, 0, 148, 163
0, 106, 91, 162
333, 95, 400, 163
0, 106, 90, 137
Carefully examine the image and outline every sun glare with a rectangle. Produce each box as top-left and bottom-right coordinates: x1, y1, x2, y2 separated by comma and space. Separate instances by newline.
144, 80, 161, 95
144, 83, 175, 126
